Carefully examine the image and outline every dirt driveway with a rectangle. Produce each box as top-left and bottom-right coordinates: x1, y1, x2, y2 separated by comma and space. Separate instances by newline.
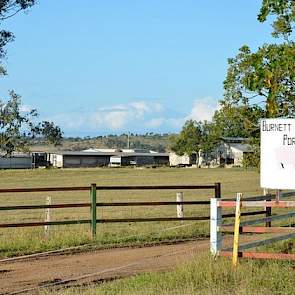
0, 240, 208, 294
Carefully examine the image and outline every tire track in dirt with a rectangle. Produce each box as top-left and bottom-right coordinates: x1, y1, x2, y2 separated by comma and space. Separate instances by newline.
0, 240, 208, 294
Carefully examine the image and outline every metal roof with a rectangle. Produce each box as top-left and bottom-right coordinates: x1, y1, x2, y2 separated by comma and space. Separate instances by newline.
230, 143, 252, 153
50, 151, 169, 157
221, 137, 248, 143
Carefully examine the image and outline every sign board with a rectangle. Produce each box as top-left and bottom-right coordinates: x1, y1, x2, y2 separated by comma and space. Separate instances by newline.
261, 118, 295, 189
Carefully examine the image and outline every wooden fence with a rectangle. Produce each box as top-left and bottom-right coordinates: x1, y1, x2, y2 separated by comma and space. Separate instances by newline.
210, 192, 295, 263
0, 183, 269, 239
0, 183, 222, 238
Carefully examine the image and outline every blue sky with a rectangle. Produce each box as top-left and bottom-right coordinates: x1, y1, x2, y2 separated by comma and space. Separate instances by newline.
0, 1, 274, 136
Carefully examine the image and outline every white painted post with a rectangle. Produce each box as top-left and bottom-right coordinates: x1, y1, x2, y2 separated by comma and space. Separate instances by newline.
176, 192, 184, 219
45, 196, 51, 239
276, 189, 281, 202
210, 198, 222, 255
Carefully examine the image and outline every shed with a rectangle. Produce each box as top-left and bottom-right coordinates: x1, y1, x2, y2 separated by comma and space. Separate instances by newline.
0, 153, 32, 169
48, 151, 116, 168
218, 138, 252, 167
49, 151, 169, 168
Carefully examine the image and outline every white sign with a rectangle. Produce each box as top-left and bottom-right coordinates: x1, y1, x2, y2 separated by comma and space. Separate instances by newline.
261, 118, 295, 189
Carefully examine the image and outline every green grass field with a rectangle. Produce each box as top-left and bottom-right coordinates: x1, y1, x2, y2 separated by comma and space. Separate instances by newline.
1, 167, 295, 294
0, 167, 262, 257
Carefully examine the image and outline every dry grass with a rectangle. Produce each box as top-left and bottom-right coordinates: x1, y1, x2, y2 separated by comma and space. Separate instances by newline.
45, 253, 295, 295
0, 167, 262, 257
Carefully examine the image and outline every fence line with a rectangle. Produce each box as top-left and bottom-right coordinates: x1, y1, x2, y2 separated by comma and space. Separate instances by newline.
0, 183, 267, 241
211, 192, 295, 263
0, 184, 219, 194
0, 183, 223, 238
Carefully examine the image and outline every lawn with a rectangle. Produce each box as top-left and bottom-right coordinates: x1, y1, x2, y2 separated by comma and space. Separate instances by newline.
2, 167, 295, 294
0, 167, 262, 257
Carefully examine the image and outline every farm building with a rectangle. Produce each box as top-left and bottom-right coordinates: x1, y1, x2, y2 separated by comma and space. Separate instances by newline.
48, 151, 169, 168
0, 153, 32, 169
110, 153, 169, 167
201, 137, 252, 167
169, 153, 198, 167
48, 151, 115, 168
218, 137, 252, 167
169, 138, 252, 168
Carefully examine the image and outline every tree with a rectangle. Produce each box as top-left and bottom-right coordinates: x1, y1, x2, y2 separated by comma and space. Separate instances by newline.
212, 104, 264, 139
0, 91, 62, 156
0, 1, 36, 74
258, 0, 295, 38
223, 44, 295, 118
170, 119, 219, 159
0, 1, 63, 156
220, 0, 295, 168
170, 120, 202, 156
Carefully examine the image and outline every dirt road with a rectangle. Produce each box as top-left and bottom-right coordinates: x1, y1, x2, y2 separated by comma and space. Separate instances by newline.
0, 240, 208, 294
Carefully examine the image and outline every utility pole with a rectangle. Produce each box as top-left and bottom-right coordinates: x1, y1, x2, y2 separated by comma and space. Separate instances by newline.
127, 132, 130, 149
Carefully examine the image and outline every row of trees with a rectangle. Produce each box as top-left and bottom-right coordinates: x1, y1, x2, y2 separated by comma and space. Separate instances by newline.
0, 1, 62, 156
171, 0, 295, 167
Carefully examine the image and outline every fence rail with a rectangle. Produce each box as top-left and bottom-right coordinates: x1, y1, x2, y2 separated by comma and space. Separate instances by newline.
0, 183, 224, 238
0, 184, 219, 194
211, 192, 295, 263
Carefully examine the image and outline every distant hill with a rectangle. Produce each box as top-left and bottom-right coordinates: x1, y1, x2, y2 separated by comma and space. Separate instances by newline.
30, 133, 173, 153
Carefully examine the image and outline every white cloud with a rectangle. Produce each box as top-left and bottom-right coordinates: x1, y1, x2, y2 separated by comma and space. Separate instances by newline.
129, 101, 150, 118
145, 118, 165, 128
45, 98, 219, 134
186, 98, 218, 122
103, 111, 129, 129
49, 100, 165, 132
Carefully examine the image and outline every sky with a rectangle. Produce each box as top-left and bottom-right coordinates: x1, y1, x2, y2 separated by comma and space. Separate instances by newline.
0, 1, 275, 136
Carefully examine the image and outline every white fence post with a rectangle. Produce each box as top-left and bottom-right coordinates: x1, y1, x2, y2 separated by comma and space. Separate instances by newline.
176, 192, 184, 219
44, 196, 51, 239
210, 198, 222, 255
276, 189, 281, 202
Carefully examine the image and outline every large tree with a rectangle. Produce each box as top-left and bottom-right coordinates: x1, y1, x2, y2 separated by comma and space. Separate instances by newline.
0, 1, 63, 156
170, 120, 219, 159
170, 120, 202, 156
212, 104, 264, 139
223, 43, 295, 118
219, 0, 295, 168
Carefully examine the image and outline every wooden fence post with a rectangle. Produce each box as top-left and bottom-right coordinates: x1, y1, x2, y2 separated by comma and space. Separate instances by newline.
90, 183, 97, 238
232, 193, 243, 268
44, 196, 51, 239
215, 183, 221, 199
210, 197, 222, 255
264, 188, 272, 227
176, 192, 184, 219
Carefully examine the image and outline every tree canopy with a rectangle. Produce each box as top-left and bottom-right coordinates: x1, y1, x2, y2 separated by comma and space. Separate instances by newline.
0, 1, 63, 156
0, 91, 63, 156
223, 43, 295, 118
258, 0, 295, 38
170, 120, 202, 156
0, 1, 36, 74
170, 120, 219, 158
219, 0, 295, 167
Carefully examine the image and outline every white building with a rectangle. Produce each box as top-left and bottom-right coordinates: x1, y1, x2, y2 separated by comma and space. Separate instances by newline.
169, 138, 253, 168
210, 137, 252, 167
